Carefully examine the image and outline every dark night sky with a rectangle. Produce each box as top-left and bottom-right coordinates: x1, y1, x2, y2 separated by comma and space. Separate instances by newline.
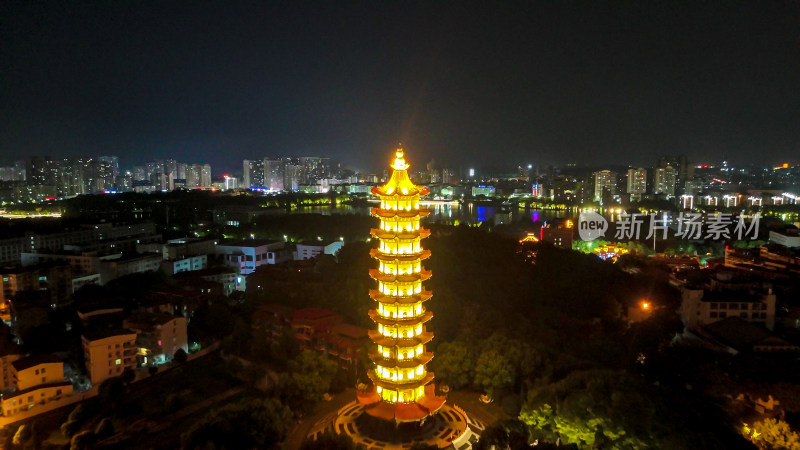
2, 1, 800, 173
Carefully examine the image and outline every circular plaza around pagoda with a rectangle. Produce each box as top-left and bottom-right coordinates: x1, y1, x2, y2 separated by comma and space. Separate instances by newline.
307, 400, 485, 450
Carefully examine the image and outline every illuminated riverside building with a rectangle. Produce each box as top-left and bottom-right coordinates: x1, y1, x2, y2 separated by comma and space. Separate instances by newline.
356, 147, 445, 422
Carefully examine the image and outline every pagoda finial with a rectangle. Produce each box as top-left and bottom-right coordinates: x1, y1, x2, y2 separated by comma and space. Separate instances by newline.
392, 145, 409, 171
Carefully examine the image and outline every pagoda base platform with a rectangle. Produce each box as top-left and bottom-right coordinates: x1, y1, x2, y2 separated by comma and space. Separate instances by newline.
357, 383, 445, 422
307, 401, 486, 450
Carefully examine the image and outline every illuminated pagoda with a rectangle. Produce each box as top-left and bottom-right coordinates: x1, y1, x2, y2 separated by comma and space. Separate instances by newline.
356, 147, 446, 423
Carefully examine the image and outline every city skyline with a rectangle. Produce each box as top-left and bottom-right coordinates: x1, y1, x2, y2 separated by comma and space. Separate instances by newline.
3, 2, 800, 172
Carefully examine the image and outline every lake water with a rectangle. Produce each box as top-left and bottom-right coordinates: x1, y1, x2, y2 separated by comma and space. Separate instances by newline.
291, 202, 571, 226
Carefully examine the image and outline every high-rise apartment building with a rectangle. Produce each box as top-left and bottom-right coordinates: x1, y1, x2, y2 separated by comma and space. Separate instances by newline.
593, 170, 616, 201
263, 158, 285, 191
656, 155, 691, 194
654, 166, 677, 197
26, 157, 55, 186
284, 162, 303, 191
200, 164, 212, 187
97, 156, 120, 178
242, 159, 265, 188
0, 162, 26, 182
627, 168, 647, 199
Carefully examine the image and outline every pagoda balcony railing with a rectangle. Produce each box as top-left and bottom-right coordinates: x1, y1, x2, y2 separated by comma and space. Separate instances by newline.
367, 370, 435, 390
368, 269, 432, 283
371, 185, 430, 197
370, 249, 431, 262
369, 290, 433, 304
368, 351, 434, 368
368, 309, 433, 326
370, 228, 431, 240
369, 330, 434, 347
371, 208, 431, 219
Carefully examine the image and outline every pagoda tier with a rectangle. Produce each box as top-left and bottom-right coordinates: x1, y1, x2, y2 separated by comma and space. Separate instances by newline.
369, 249, 431, 262
370, 207, 432, 218
367, 330, 434, 347
370, 228, 432, 240
368, 351, 435, 368
357, 147, 445, 423
368, 289, 433, 305
368, 268, 433, 283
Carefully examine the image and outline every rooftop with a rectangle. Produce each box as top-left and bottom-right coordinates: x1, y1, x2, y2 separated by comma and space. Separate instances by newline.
109, 252, 162, 263
125, 312, 181, 327
12, 354, 62, 371
172, 266, 237, 278
218, 239, 282, 248
702, 317, 775, 350
329, 323, 369, 339
296, 240, 341, 247
703, 290, 763, 303
82, 328, 137, 341
293, 307, 340, 322
253, 303, 294, 319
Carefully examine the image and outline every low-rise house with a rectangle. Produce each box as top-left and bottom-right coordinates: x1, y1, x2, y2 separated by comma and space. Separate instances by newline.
215, 240, 292, 274
251, 303, 294, 342
695, 317, 799, 354
294, 240, 344, 260
2, 355, 73, 417
0, 340, 23, 392
292, 308, 343, 348
320, 323, 369, 367
251, 305, 366, 367
82, 328, 138, 386
679, 272, 777, 331
172, 266, 243, 296
161, 254, 208, 275
124, 313, 188, 366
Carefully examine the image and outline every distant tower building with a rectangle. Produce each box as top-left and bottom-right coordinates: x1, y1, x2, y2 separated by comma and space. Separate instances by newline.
441, 168, 456, 184
145, 161, 164, 182
14, 160, 26, 181
242, 159, 265, 188
356, 147, 445, 422
224, 175, 238, 190
654, 166, 677, 197
627, 168, 647, 200
175, 163, 187, 181
656, 155, 690, 193
242, 160, 252, 188
263, 158, 285, 191
284, 162, 302, 192
132, 166, 145, 181
300, 157, 330, 185
200, 164, 212, 188
26, 157, 54, 186
593, 170, 616, 201
97, 156, 120, 178
185, 165, 200, 188
684, 179, 703, 195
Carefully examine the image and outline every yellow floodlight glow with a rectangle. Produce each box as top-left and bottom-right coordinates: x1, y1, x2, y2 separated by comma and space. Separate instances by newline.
363, 147, 442, 418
